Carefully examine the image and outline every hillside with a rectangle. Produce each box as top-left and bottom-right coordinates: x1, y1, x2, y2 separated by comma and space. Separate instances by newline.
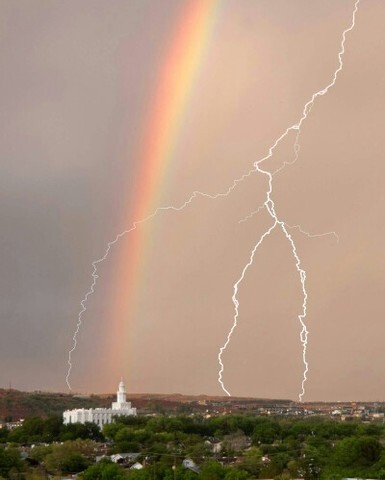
0, 388, 293, 421
0, 389, 113, 421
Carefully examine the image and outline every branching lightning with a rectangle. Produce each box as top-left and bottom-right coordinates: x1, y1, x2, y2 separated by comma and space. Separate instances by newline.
66, 169, 256, 390
218, 220, 278, 397
217, 0, 360, 401
285, 223, 340, 243
239, 205, 265, 224
67, 0, 360, 400
240, 213, 340, 245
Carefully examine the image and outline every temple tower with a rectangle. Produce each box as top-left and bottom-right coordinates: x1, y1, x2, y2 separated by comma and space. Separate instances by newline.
112, 378, 132, 410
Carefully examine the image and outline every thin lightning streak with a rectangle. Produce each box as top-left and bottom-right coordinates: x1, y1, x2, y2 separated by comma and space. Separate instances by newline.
238, 129, 301, 225
66, 169, 257, 390
217, 0, 360, 401
240, 211, 339, 244
218, 220, 278, 396
285, 223, 340, 243
272, 129, 302, 176
239, 205, 265, 224
279, 219, 308, 402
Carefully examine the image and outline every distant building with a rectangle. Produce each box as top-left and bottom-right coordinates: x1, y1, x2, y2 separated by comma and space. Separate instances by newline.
182, 458, 200, 474
3, 420, 24, 430
63, 380, 137, 427
204, 437, 222, 453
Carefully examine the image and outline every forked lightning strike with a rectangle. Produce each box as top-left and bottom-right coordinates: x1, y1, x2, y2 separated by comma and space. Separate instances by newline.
218, 0, 360, 401
67, 0, 360, 400
240, 210, 340, 245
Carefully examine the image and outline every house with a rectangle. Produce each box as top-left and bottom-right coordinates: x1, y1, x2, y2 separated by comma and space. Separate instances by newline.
205, 437, 222, 453
110, 453, 141, 464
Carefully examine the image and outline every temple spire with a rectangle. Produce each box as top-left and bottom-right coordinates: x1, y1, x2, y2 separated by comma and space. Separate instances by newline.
117, 378, 127, 404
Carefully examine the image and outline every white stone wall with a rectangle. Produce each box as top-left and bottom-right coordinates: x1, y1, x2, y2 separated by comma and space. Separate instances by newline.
63, 381, 137, 426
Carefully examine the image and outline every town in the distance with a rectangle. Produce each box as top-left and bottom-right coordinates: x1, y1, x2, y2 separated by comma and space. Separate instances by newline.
1, 380, 385, 479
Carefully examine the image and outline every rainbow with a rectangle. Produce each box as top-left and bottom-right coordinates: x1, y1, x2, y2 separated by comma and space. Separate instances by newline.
108, 0, 220, 374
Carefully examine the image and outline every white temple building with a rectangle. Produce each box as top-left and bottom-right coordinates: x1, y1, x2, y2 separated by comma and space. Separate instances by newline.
63, 380, 137, 428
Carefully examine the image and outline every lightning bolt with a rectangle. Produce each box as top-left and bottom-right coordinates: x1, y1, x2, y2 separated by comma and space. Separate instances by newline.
240, 213, 340, 246
217, 0, 360, 401
66, 169, 256, 389
285, 223, 340, 244
67, 0, 360, 397
239, 205, 265, 224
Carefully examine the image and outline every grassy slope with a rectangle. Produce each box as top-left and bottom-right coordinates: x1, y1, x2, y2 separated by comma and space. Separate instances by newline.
0, 389, 113, 420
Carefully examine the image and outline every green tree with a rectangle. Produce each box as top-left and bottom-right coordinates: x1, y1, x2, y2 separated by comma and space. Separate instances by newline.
274, 473, 291, 480
200, 461, 226, 480
0, 447, 24, 478
60, 421, 104, 441
252, 419, 281, 445
239, 447, 262, 477
42, 441, 95, 474
298, 446, 323, 480
42, 415, 63, 441
224, 468, 251, 479
127, 468, 153, 480
104, 422, 124, 442
28, 444, 52, 463
333, 436, 382, 467
45, 449, 89, 474
81, 459, 128, 479
287, 459, 299, 478
0, 427, 9, 444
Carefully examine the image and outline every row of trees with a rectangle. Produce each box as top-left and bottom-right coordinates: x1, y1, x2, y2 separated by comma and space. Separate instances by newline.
0, 415, 103, 444
1, 414, 385, 479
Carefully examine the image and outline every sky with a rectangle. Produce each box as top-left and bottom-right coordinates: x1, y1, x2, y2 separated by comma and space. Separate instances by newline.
1, 0, 384, 402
